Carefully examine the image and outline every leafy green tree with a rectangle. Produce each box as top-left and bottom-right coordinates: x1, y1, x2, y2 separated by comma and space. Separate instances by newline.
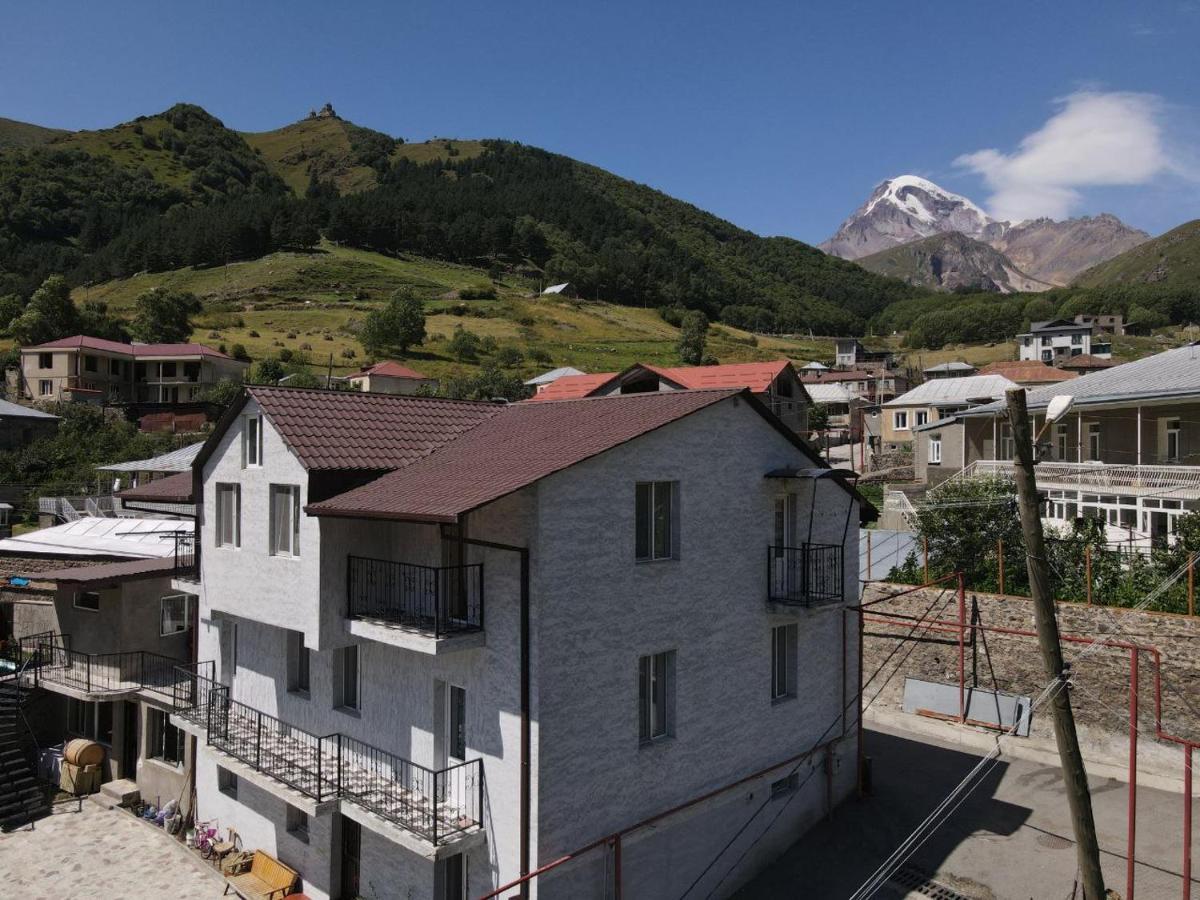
447, 325, 482, 362
252, 358, 286, 384
677, 310, 708, 365
10, 275, 79, 345
230, 343, 251, 362
78, 300, 129, 342
0, 294, 24, 331
441, 363, 528, 401
494, 345, 524, 368
1022, 297, 1056, 325
198, 378, 244, 409
359, 289, 427, 357
1127, 304, 1169, 333
808, 403, 830, 435
130, 287, 202, 343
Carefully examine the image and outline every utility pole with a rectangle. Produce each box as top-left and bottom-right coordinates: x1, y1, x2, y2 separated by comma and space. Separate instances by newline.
1006, 387, 1106, 899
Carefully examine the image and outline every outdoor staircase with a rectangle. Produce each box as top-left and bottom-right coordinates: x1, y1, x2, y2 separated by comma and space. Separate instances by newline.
0, 666, 51, 831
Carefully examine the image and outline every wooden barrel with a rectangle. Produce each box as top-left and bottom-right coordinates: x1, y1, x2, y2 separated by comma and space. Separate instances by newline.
63, 738, 105, 767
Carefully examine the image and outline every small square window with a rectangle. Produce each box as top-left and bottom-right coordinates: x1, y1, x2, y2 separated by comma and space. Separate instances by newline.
218, 767, 238, 798
160, 594, 191, 636
770, 772, 800, 798
286, 804, 309, 842
39, 379, 53, 396
914, 410, 928, 427
74, 591, 100, 612
893, 411, 908, 431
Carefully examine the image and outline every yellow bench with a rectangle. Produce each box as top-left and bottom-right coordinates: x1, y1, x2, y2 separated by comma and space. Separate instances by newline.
223, 850, 298, 900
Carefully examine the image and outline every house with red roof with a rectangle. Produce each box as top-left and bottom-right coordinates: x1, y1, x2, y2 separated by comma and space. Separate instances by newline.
343, 360, 438, 396
178, 384, 872, 898
529, 360, 812, 434
19, 335, 248, 406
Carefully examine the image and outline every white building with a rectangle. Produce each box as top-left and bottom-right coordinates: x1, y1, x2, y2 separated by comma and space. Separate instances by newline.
176, 385, 869, 899
1017, 319, 1112, 363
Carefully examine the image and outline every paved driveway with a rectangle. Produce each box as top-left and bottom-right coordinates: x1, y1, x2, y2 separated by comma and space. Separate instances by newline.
739, 724, 1196, 899
0, 800, 224, 899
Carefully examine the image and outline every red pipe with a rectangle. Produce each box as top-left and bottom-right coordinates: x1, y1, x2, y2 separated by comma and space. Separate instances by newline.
1129, 648, 1139, 900
957, 573, 966, 723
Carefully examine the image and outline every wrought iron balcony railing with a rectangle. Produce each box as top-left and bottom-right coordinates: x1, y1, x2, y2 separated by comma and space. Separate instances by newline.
767, 544, 844, 606
171, 669, 482, 845
347, 556, 483, 637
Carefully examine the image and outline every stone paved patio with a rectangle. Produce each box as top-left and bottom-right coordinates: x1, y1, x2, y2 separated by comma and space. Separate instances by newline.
0, 800, 224, 899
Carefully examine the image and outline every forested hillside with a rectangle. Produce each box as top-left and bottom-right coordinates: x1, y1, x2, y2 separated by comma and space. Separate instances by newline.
0, 105, 918, 338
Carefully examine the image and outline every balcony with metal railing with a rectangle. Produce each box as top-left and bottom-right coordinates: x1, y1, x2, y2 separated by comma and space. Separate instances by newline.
767, 544, 844, 607
957, 459, 1200, 500
171, 670, 483, 847
345, 556, 485, 653
12, 635, 212, 701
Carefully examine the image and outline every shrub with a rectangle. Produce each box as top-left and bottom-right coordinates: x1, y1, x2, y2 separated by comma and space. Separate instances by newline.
230, 343, 250, 362
447, 325, 482, 362
494, 346, 524, 368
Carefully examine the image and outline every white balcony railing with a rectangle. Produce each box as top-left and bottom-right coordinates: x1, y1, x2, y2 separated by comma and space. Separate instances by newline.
952, 459, 1200, 500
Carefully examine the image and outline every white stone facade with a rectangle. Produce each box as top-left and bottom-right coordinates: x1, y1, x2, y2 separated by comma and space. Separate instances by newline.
185, 393, 861, 898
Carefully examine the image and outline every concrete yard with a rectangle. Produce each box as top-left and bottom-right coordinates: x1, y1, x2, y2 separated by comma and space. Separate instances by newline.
0, 800, 224, 899
739, 724, 1197, 899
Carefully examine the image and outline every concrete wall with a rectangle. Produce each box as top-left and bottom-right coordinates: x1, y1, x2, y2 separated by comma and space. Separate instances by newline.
861, 583, 1200, 783
531, 396, 860, 897
914, 421, 966, 487
49, 576, 192, 659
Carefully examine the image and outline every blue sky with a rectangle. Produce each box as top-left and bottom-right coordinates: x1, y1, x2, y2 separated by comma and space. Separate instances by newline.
2, 0, 1198, 243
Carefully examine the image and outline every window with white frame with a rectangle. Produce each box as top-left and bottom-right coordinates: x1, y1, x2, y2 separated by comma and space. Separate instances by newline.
929, 439, 942, 465
243, 416, 263, 467
337, 645, 360, 711
269, 485, 300, 557
635, 481, 675, 561
160, 594, 191, 636
215, 483, 240, 548
1054, 423, 1069, 460
915, 410, 928, 427
1166, 419, 1181, 463
147, 708, 183, 766
39, 379, 53, 396
1087, 423, 1101, 461
999, 424, 1014, 460
771, 624, 797, 702
287, 630, 310, 695
638, 651, 675, 743
893, 410, 909, 431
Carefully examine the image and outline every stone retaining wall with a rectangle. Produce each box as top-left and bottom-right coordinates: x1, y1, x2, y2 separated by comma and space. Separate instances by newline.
861, 582, 1200, 782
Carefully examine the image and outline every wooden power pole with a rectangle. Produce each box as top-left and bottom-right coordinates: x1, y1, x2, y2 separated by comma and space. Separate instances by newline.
1006, 388, 1107, 899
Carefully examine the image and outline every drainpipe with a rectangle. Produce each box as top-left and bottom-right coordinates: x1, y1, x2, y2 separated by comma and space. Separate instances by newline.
446, 521, 532, 898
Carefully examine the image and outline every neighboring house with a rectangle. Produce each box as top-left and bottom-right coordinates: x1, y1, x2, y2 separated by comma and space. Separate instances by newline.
799, 361, 829, 374
834, 338, 896, 370
20, 335, 248, 405
923, 361, 976, 379
540, 282, 577, 297
530, 361, 812, 434
803, 368, 908, 405
1058, 354, 1118, 375
977, 360, 1077, 388
1075, 313, 1125, 336
881, 374, 1015, 450
0, 398, 59, 450
940, 343, 1200, 548
96, 442, 204, 493
806, 383, 866, 442
177, 385, 870, 899
1, 517, 198, 811
344, 361, 437, 396
523, 366, 585, 394
1017, 319, 1112, 363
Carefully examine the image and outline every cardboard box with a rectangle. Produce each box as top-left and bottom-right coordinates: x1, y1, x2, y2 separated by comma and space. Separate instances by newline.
60, 760, 101, 795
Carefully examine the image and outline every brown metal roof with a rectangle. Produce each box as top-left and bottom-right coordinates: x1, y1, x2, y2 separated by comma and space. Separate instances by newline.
309, 390, 744, 522
118, 471, 195, 503
22, 556, 179, 586
248, 386, 504, 471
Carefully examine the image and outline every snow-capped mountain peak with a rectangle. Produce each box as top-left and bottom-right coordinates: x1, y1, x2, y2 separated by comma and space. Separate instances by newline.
861, 175, 994, 227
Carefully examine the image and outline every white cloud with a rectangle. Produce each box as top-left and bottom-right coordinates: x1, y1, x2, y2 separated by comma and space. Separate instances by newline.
955, 91, 1170, 222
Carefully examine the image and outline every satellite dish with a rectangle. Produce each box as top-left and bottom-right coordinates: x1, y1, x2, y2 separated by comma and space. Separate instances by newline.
1045, 395, 1075, 425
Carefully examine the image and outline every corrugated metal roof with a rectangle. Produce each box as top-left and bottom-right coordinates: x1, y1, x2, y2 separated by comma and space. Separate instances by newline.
97, 442, 203, 473
962, 343, 1200, 416
884, 374, 1016, 408
25, 556, 179, 585
528, 361, 794, 402
977, 361, 1077, 384
0, 399, 58, 420
117, 471, 194, 503
0, 517, 193, 558
524, 366, 586, 386
806, 383, 856, 404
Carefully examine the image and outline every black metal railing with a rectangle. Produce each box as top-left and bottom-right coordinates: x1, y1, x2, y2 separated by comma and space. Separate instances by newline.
767, 544, 844, 606
31, 642, 203, 696
171, 672, 484, 844
172, 532, 197, 578
347, 556, 483, 637
1, 631, 65, 668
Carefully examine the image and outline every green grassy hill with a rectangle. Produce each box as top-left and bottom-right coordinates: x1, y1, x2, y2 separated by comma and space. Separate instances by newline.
0, 116, 68, 149
55, 242, 832, 383
1073, 220, 1200, 288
